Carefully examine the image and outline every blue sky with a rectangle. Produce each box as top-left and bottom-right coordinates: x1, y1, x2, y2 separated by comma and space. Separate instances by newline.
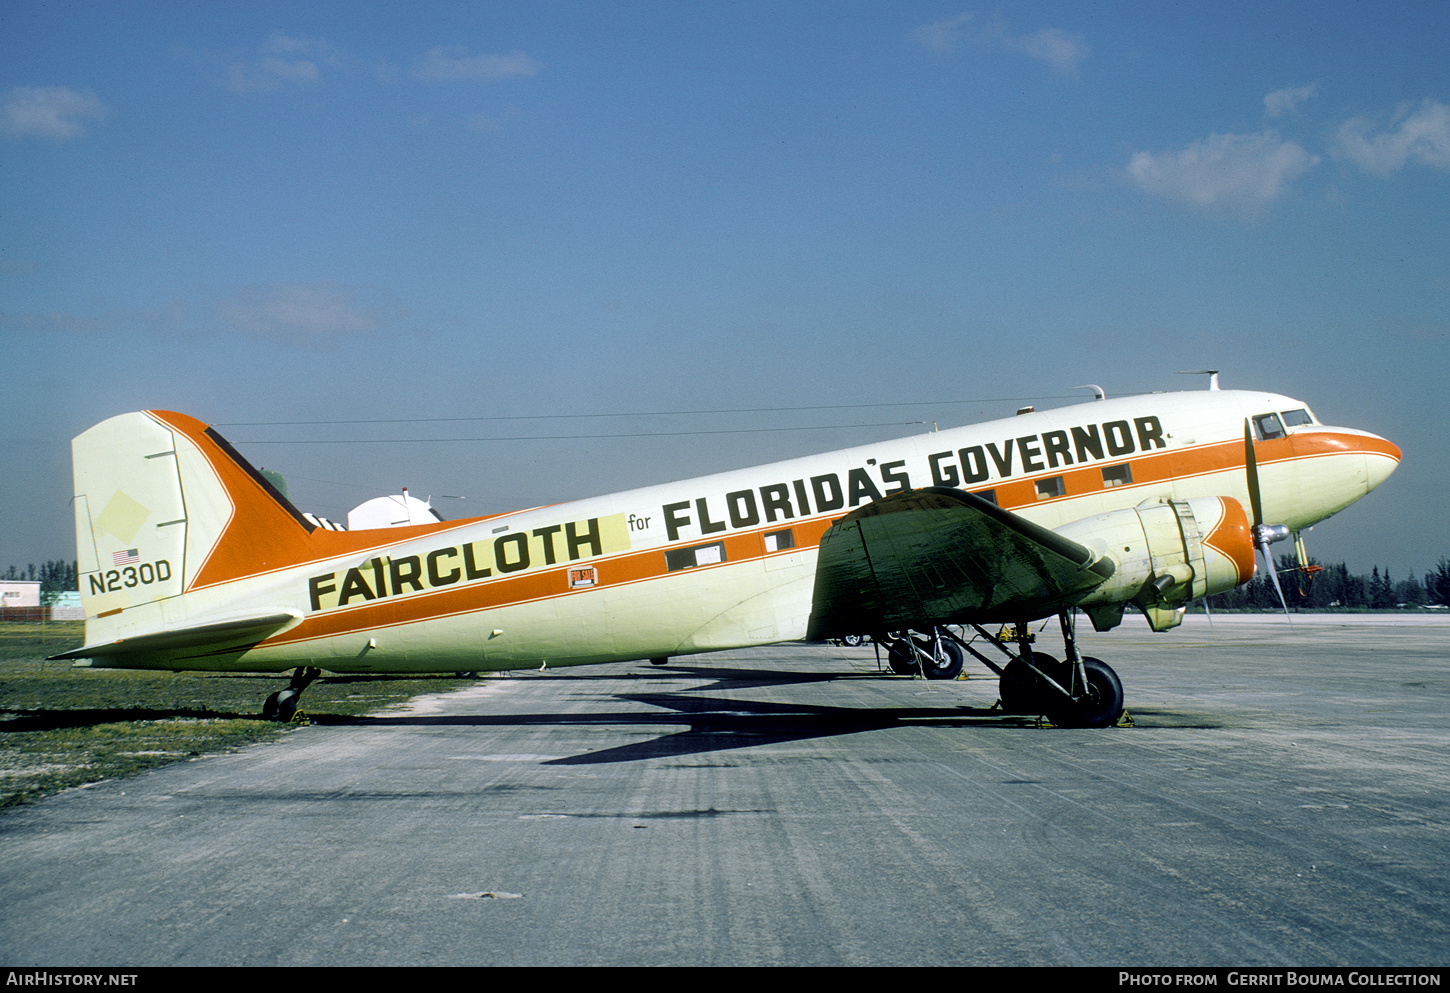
3, 1, 1446, 585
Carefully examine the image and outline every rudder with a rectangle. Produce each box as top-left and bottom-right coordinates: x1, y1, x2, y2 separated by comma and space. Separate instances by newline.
73, 412, 194, 618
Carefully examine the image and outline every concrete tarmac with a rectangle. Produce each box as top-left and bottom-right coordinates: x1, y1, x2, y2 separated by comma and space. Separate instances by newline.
2, 614, 1447, 966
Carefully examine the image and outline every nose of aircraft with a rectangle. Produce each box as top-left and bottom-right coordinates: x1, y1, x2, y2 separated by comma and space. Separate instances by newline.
1362, 432, 1401, 493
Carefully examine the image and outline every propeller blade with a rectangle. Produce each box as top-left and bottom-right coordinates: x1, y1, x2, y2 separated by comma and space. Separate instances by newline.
1258, 544, 1294, 626
1243, 419, 1264, 526
1258, 542, 1293, 611
1243, 420, 1293, 623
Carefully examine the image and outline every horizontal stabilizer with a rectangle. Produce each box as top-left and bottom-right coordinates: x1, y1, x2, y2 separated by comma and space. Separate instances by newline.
47, 612, 300, 662
806, 487, 1112, 638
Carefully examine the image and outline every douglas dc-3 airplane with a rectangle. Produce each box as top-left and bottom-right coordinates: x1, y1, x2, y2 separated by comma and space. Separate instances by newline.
52, 381, 1399, 728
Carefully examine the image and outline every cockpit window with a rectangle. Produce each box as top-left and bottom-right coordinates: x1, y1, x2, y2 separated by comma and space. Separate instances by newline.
1281, 408, 1313, 428
1253, 413, 1286, 440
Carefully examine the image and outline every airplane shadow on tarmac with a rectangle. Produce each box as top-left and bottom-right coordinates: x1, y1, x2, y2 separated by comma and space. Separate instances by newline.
1, 706, 260, 731
320, 665, 1047, 764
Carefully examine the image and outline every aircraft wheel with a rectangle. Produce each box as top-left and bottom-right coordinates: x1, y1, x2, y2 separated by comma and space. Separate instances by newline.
885, 640, 919, 675
841, 634, 865, 647
262, 691, 281, 721
921, 640, 964, 680
998, 655, 1061, 712
275, 692, 299, 723
1046, 658, 1123, 729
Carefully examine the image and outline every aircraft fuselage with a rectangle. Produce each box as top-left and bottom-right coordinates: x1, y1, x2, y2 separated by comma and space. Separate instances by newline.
68, 389, 1399, 674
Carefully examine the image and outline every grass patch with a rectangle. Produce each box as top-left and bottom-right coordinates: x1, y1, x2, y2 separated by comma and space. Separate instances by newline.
0, 621, 476, 808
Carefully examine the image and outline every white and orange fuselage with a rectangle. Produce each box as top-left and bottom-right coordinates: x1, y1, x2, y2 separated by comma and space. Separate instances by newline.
67, 390, 1399, 673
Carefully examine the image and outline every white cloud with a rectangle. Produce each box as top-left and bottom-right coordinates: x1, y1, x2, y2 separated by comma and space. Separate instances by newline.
218, 284, 377, 343
911, 13, 975, 54
1265, 83, 1316, 117
226, 58, 321, 94
911, 12, 1087, 76
413, 47, 539, 82
1333, 99, 1450, 177
224, 33, 344, 94
1006, 27, 1089, 76
1126, 131, 1319, 209
1, 85, 107, 140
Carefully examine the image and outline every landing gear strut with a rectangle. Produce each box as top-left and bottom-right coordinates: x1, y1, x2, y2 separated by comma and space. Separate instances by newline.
943, 614, 1125, 728
262, 666, 321, 722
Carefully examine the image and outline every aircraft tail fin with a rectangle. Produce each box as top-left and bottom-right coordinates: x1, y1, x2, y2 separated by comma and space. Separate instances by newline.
72, 411, 317, 621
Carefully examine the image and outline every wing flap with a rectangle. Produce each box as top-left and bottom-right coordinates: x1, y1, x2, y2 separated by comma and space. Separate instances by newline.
805, 487, 1111, 638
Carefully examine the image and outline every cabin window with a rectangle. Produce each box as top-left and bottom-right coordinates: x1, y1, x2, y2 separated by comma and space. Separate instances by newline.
1253, 413, 1286, 440
1035, 476, 1066, 500
971, 489, 997, 506
1281, 408, 1313, 428
1102, 464, 1132, 488
763, 529, 794, 552
665, 541, 727, 572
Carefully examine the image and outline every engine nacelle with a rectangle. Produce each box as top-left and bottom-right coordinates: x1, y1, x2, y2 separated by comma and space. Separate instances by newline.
1053, 496, 1256, 632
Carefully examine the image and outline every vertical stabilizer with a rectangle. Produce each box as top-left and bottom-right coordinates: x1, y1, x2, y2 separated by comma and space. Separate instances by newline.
72, 410, 319, 627
73, 413, 195, 618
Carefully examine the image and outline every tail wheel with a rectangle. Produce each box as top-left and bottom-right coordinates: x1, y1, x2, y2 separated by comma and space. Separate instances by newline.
1045, 657, 1124, 729
273, 689, 300, 723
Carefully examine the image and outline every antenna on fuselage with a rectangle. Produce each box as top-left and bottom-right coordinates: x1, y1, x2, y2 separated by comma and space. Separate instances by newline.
1176, 369, 1221, 391
1072, 384, 1106, 400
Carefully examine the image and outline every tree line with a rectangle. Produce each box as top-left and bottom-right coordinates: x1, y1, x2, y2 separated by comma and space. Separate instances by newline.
1204, 557, 1450, 611
4, 561, 78, 605
7, 557, 1450, 611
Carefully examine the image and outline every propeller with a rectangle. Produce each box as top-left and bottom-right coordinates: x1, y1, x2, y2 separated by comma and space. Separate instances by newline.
1243, 419, 1293, 619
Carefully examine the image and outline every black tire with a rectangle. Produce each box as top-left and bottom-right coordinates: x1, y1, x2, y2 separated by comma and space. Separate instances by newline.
1045, 657, 1124, 729
262, 691, 281, 721
274, 689, 299, 723
841, 634, 865, 647
921, 640, 965, 680
998, 654, 1062, 713
885, 640, 919, 675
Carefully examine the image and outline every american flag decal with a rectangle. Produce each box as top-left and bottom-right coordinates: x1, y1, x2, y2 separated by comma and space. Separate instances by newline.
113, 549, 140, 566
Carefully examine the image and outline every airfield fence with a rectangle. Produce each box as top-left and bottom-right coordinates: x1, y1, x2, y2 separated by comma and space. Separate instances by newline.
0, 607, 85, 622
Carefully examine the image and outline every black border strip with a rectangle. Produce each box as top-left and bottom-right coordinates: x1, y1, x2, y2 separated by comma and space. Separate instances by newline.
204, 426, 316, 533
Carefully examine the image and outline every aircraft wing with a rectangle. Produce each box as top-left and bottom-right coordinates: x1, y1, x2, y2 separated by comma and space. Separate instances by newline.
805, 487, 1114, 639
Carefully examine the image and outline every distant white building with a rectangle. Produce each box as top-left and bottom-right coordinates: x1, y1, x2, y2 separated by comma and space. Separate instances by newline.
1, 581, 41, 608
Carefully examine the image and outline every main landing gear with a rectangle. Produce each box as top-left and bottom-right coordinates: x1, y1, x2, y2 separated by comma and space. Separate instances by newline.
879, 614, 1125, 728
262, 666, 321, 722
961, 614, 1124, 728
